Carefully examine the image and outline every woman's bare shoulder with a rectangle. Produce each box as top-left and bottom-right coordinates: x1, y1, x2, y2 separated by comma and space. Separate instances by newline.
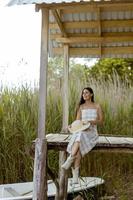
95, 103, 101, 108
79, 104, 85, 110
95, 103, 103, 112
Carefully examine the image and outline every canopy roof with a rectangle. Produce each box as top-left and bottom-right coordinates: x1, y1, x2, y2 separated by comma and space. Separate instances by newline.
8, 0, 133, 58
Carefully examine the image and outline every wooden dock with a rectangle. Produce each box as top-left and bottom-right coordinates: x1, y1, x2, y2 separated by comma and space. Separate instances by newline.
46, 134, 133, 153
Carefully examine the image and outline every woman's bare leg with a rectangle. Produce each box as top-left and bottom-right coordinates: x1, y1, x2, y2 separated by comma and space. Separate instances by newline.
74, 150, 81, 168
72, 150, 81, 183
71, 141, 80, 156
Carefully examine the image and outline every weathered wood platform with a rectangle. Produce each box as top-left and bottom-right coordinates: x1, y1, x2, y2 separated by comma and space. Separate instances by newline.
46, 134, 133, 153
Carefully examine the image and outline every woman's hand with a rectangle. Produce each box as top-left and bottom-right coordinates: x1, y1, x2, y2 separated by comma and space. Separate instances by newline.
67, 124, 72, 132
89, 120, 94, 125
82, 120, 89, 125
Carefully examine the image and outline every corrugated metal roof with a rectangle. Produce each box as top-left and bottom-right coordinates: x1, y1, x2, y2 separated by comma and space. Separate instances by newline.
7, 0, 133, 58
49, 9, 133, 58
7, 0, 133, 6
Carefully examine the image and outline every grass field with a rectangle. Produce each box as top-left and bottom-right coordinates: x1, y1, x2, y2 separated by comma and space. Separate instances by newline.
0, 75, 132, 199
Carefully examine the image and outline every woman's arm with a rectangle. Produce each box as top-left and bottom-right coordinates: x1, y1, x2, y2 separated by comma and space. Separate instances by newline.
76, 107, 81, 120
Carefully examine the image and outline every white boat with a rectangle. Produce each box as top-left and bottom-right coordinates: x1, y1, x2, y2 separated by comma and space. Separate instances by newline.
0, 177, 104, 200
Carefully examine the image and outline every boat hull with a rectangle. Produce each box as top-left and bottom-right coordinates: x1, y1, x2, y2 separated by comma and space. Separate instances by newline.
0, 177, 104, 200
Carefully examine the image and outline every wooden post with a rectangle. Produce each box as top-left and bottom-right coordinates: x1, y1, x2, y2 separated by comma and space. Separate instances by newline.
33, 138, 47, 200
59, 44, 69, 200
62, 44, 69, 130
33, 8, 49, 200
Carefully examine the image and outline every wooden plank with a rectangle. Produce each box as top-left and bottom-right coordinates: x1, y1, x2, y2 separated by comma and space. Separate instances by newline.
52, 46, 133, 56
50, 33, 99, 39
61, 5, 133, 14
50, 32, 133, 39
53, 47, 100, 56
61, 5, 99, 14
49, 19, 133, 30
46, 134, 133, 145
102, 46, 133, 54
102, 19, 133, 28
46, 134, 69, 142
49, 21, 99, 29
46, 134, 133, 152
104, 137, 133, 145
54, 36, 133, 44
102, 5, 133, 12
102, 32, 133, 37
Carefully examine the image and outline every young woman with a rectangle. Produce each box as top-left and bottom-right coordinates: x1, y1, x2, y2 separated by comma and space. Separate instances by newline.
61, 87, 104, 183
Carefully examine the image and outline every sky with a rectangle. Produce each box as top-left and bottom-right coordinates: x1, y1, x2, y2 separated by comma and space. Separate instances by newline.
0, 1, 97, 88
0, 1, 41, 87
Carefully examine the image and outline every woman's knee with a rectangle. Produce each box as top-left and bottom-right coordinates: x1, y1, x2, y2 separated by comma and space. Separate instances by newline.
71, 142, 80, 155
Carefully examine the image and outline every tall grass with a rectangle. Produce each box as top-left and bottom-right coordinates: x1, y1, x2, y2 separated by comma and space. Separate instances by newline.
0, 75, 133, 198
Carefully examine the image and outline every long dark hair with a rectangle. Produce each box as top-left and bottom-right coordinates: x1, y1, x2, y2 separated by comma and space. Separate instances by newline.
75, 87, 94, 117
79, 87, 94, 105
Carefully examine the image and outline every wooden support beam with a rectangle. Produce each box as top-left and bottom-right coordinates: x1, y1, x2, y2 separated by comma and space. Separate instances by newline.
61, 5, 133, 14
102, 46, 133, 54
97, 7, 102, 57
49, 19, 133, 30
38, 8, 49, 139
52, 9, 67, 37
103, 32, 133, 37
102, 19, 133, 28
53, 47, 101, 56
58, 44, 69, 200
62, 44, 69, 131
33, 138, 47, 200
50, 32, 133, 39
50, 33, 99, 39
61, 5, 99, 14
49, 21, 99, 29
53, 46, 133, 56
54, 36, 133, 44
55, 45, 70, 200
33, 8, 49, 200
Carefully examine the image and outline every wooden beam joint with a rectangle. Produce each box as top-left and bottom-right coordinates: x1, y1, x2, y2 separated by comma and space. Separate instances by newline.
52, 9, 67, 37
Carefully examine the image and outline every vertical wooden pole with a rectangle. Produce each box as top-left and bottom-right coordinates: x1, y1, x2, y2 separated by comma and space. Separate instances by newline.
62, 44, 69, 130
38, 8, 49, 139
59, 44, 69, 200
33, 8, 49, 200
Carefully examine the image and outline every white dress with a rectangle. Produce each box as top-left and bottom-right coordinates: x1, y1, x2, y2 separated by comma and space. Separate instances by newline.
67, 108, 99, 157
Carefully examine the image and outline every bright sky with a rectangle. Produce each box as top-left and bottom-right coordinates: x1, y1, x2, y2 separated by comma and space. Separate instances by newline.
0, 1, 41, 87
0, 1, 97, 88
